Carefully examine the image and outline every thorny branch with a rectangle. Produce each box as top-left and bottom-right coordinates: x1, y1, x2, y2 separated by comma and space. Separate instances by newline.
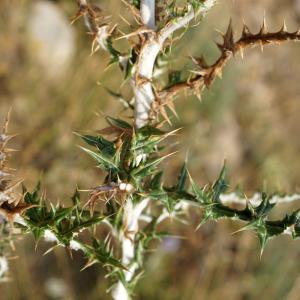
159, 19, 300, 102
134, 1, 217, 128
0, 112, 32, 280
140, 193, 300, 226
110, 2, 216, 299
112, 198, 150, 300
16, 1, 300, 299
220, 192, 300, 207
114, 3, 217, 298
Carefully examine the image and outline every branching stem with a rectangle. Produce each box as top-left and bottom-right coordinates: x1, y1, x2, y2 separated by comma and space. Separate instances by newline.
160, 20, 300, 100
112, 198, 150, 300
134, 1, 217, 129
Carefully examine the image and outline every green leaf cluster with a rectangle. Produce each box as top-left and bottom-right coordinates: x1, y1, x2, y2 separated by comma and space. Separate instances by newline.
22, 186, 123, 270
20, 118, 300, 293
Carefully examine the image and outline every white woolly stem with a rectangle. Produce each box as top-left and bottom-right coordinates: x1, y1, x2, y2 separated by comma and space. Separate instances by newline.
134, 1, 217, 128
138, 192, 300, 236
134, 40, 160, 129
219, 192, 300, 207
0, 256, 9, 280
112, 198, 150, 300
140, 0, 156, 29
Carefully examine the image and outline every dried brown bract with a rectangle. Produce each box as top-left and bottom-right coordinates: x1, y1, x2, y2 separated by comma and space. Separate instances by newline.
87, 182, 134, 216
0, 112, 34, 228
72, 0, 103, 30
0, 112, 20, 207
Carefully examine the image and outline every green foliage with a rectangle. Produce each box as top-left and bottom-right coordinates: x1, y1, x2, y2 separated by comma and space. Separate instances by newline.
22, 185, 124, 271
5, 0, 300, 298
107, 36, 122, 66
76, 119, 300, 256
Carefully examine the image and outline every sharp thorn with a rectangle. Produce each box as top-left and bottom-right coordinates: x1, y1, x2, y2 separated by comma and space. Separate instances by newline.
239, 48, 244, 59
242, 22, 251, 37
260, 15, 267, 35
281, 20, 287, 33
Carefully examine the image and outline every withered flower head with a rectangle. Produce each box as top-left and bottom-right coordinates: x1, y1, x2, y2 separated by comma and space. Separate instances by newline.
0, 111, 30, 226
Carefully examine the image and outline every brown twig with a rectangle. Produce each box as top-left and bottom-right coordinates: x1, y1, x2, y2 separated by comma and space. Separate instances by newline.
159, 19, 300, 101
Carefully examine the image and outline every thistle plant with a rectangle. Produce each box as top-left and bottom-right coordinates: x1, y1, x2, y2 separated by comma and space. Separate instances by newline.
3, 1, 300, 299
0, 111, 30, 281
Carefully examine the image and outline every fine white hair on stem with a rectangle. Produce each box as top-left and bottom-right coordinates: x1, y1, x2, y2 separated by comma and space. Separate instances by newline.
0, 256, 8, 279
112, 281, 129, 300
140, 0, 156, 29
112, 198, 150, 300
139, 193, 300, 227
219, 193, 300, 207
115, 1, 217, 297
222, 192, 300, 237
134, 1, 217, 128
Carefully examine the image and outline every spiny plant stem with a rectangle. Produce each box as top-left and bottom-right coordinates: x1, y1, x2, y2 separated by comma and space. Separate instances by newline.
114, 1, 217, 298
112, 198, 150, 300
160, 19, 300, 101
220, 193, 300, 207
4, 1, 300, 299
0, 111, 29, 281
114, 1, 158, 297
134, 0, 217, 128
121, 1, 219, 297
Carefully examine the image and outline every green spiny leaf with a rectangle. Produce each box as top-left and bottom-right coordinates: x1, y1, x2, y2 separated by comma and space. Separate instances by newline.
125, 48, 138, 79
106, 116, 132, 129
212, 164, 228, 202
54, 207, 74, 223
189, 173, 209, 204
80, 146, 119, 171
254, 193, 275, 218
131, 153, 173, 178
150, 172, 164, 190
177, 162, 188, 192
78, 134, 116, 157
71, 189, 81, 206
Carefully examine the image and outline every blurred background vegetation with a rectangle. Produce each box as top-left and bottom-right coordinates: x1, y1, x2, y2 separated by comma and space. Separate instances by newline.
1, 0, 300, 299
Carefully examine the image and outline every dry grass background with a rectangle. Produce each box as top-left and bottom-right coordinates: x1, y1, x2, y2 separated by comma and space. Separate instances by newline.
1, 0, 300, 299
